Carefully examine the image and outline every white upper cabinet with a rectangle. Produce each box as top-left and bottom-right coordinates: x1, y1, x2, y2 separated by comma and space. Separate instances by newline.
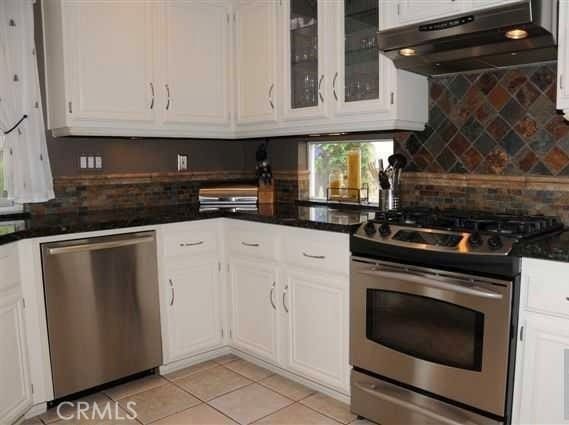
43, 0, 233, 138
393, 0, 461, 28
159, 1, 231, 128
234, 0, 279, 125
281, 0, 330, 122
43, 0, 428, 138
381, 0, 521, 30
557, 0, 569, 121
333, 0, 391, 117
64, 1, 157, 125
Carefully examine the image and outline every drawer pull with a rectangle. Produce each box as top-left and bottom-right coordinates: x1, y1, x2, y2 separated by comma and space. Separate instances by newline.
241, 242, 260, 247
180, 241, 204, 247
303, 252, 325, 260
169, 279, 175, 306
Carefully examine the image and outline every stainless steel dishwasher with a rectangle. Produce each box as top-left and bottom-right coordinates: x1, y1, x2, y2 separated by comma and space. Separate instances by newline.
41, 231, 163, 399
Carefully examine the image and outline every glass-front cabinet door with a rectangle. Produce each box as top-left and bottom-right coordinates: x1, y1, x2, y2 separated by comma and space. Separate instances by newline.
283, 0, 329, 120
334, 0, 391, 116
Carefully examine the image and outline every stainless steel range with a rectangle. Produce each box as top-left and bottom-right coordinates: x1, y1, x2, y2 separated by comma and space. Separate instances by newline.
349, 209, 562, 425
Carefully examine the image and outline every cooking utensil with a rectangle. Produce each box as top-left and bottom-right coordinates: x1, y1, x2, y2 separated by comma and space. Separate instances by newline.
388, 153, 408, 170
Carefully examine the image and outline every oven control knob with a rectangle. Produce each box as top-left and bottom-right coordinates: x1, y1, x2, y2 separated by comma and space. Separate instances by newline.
363, 222, 376, 236
378, 223, 391, 237
468, 232, 482, 248
487, 235, 503, 250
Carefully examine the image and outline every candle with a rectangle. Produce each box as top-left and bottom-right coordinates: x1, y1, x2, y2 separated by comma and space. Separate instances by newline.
347, 148, 361, 200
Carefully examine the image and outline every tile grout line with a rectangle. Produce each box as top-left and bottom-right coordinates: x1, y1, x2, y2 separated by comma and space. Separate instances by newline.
298, 399, 354, 425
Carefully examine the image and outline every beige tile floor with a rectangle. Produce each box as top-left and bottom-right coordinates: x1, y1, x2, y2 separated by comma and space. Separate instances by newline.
26, 354, 376, 425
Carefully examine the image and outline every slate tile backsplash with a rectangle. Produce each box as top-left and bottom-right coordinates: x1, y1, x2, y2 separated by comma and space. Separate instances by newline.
394, 63, 569, 177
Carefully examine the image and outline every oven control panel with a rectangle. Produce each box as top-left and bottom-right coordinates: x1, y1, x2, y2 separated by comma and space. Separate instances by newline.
355, 221, 514, 256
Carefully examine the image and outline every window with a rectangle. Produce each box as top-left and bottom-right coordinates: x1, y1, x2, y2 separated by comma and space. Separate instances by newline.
308, 140, 393, 204
0, 135, 20, 214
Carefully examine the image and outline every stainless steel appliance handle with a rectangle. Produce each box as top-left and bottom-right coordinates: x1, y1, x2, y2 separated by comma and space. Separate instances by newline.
47, 236, 155, 255
241, 242, 260, 247
268, 83, 275, 110
149, 82, 155, 109
169, 279, 175, 306
353, 381, 464, 425
303, 252, 325, 260
180, 241, 204, 247
282, 285, 289, 313
270, 282, 276, 310
332, 72, 338, 101
358, 267, 503, 300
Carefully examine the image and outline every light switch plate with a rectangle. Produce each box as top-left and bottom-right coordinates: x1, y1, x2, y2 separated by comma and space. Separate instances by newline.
177, 154, 189, 171
87, 156, 95, 169
95, 156, 102, 169
80, 156, 87, 169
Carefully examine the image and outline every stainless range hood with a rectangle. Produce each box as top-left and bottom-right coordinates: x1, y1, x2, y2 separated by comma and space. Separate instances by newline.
377, 0, 558, 76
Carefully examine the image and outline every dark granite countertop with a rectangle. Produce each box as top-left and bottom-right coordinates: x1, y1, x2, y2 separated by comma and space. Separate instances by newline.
0, 203, 375, 246
511, 230, 569, 263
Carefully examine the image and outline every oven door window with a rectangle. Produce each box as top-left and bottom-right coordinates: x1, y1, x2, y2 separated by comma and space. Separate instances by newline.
366, 290, 484, 371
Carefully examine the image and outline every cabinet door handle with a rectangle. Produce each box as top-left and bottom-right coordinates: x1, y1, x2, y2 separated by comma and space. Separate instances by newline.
269, 282, 276, 310
165, 84, 171, 110
149, 83, 155, 109
282, 284, 289, 313
241, 242, 260, 247
169, 279, 175, 306
333, 72, 338, 101
180, 241, 204, 247
318, 75, 325, 103
303, 252, 326, 260
268, 83, 275, 110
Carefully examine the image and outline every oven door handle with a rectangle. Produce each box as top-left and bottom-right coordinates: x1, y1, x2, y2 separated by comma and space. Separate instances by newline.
357, 268, 503, 300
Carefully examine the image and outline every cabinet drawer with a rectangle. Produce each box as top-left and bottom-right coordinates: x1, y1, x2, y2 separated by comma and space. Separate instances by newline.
525, 259, 569, 318
162, 225, 218, 258
0, 243, 20, 291
283, 228, 349, 274
227, 221, 278, 260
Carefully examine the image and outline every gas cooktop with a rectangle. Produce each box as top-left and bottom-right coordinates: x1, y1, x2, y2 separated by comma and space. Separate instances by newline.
351, 208, 563, 278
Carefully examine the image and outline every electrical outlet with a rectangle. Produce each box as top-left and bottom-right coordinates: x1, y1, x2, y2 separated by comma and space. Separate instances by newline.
177, 154, 189, 171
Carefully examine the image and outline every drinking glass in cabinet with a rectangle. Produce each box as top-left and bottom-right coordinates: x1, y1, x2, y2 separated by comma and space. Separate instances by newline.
291, 0, 318, 109
344, 0, 379, 103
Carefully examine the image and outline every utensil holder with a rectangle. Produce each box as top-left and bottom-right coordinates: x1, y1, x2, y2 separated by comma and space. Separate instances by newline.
379, 189, 400, 211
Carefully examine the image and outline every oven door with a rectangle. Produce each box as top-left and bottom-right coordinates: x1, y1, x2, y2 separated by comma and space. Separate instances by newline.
350, 257, 512, 417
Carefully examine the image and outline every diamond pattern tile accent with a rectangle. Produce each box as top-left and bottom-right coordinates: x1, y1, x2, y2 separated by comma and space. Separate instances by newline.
395, 64, 569, 177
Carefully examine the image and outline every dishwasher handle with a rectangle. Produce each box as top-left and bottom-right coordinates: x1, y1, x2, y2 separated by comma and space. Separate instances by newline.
47, 235, 155, 256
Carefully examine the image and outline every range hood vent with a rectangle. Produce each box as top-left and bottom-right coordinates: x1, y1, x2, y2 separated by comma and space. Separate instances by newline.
377, 0, 558, 76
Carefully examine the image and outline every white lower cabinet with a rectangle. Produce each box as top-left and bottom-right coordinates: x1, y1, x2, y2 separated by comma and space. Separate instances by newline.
165, 259, 223, 361
0, 244, 32, 424
513, 258, 569, 424
160, 221, 224, 364
282, 268, 349, 392
229, 257, 279, 363
517, 314, 569, 425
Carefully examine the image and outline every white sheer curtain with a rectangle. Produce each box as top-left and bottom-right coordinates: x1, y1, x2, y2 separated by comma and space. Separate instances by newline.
0, 0, 54, 204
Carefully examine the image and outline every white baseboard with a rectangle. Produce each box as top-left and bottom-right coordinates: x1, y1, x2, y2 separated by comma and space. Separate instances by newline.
23, 403, 47, 420
229, 348, 351, 405
159, 346, 231, 376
